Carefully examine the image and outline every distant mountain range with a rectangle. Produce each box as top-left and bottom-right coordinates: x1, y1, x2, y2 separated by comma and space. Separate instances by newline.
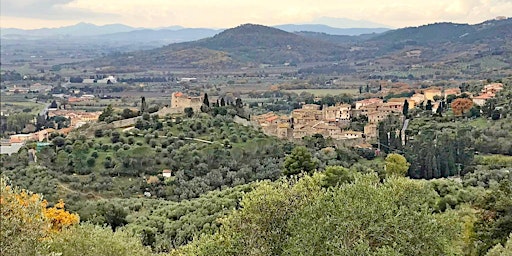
1, 22, 135, 37
85, 18, 512, 72
88, 24, 351, 69
274, 24, 388, 36
1, 21, 389, 41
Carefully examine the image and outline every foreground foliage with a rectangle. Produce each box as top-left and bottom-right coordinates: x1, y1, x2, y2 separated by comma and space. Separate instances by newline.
0, 177, 152, 256
171, 173, 464, 256
42, 223, 152, 256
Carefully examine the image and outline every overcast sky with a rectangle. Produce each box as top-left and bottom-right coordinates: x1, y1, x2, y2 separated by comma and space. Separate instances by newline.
1, 0, 511, 29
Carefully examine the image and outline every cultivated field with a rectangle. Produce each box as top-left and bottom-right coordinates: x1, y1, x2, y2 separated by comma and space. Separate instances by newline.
284, 88, 359, 96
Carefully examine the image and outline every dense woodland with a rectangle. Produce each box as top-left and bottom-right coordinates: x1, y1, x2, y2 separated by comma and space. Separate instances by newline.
2, 79, 512, 255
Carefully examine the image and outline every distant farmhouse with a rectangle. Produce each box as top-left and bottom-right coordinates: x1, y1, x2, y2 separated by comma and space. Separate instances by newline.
82, 75, 117, 84
171, 92, 203, 112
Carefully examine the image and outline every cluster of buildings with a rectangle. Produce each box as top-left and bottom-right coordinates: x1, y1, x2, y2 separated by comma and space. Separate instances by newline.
472, 83, 504, 106
1, 110, 101, 155
48, 110, 102, 128
66, 94, 96, 103
3, 83, 53, 95
251, 84, 500, 142
1, 127, 73, 155
82, 75, 117, 84
251, 99, 403, 142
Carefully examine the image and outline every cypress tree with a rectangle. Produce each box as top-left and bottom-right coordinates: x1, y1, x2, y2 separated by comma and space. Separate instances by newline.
403, 100, 409, 117
203, 93, 210, 107
425, 100, 433, 111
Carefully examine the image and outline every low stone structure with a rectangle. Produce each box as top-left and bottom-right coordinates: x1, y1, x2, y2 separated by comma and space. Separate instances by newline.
171, 92, 203, 112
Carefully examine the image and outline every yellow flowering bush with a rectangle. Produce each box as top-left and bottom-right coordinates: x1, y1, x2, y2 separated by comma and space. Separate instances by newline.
0, 177, 79, 255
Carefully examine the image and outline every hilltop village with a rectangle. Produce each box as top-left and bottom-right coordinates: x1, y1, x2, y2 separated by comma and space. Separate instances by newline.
2, 82, 504, 153
251, 83, 504, 143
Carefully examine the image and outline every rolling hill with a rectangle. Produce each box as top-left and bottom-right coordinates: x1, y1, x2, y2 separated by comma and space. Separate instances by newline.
89, 24, 351, 69
85, 18, 512, 73
274, 24, 388, 36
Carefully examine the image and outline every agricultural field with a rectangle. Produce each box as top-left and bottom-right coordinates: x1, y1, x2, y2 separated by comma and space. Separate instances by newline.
0, 94, 47, 115
283, 88, 359, 96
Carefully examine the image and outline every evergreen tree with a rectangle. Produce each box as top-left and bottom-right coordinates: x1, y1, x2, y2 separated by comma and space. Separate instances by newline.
378, 122, 389, 153
98, 105, 113, 122
283, 146, 317, 175
184, 108, 194, 118
201, 93, 210, 113
203, 93, 210, 107
50, 100, 58, 109
436, 101, 444, 116
140, 97, 147, 114
425, 100, 433, 111
366, 84, 370, 93
235, 98, 243, 108
403, 100, 409, 117
385, 153, 410, 177
220, 98, 226, 107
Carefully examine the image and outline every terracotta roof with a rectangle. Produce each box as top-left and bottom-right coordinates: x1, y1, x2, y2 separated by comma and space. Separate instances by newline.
58, 127, 73, 135
474, 93, 494, 99
423, 87, 442, 92
356, 98, 382, 104
444, 88, 461, 95
355, 142, 373, 149
9, 137, 22, 143
266, 116, 279, 122
387, 98, 408, 103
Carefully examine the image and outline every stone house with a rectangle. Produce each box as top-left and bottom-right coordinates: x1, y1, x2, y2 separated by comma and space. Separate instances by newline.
341, 130, 363, 139
409, 93, 426, 106
481, 83, 503, 95
292, 105, 322, 125
277, 123, 293, 139
355, 98, 383, 110
387, 98, 414, 109
423, 88, 442, 101
171, 92, 203, 112
322, 104, 352, 122
162, 170, 172, 178
473, 93, 494, 106
251, 112, 290, 138
364, 123, 378, 140
443, 88, 461, 98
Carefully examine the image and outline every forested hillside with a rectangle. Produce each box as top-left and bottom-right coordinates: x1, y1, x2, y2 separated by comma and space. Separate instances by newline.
2, 81, 512, 255
84, 18, 512, 76
2, 79, 512, 255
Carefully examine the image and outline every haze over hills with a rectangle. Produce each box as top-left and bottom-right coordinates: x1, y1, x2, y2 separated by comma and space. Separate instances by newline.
1, 22, 135, 37
1, 20, 389, 40
85, 18, 512, 72
308, 16, 392, 29
88, 24, 350, 69
274, 24, 388, 36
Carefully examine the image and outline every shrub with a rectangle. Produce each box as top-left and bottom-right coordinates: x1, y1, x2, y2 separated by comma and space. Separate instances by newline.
43, 223, 151, 256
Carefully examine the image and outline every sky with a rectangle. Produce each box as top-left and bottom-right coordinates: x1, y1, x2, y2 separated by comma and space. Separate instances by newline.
1, 0, 511, 29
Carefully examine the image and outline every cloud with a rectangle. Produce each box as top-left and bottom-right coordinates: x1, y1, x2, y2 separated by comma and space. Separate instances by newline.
0, 0, 116, 20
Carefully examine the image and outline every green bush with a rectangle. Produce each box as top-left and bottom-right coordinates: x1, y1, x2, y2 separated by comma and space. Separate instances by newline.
43, 223, 152, 256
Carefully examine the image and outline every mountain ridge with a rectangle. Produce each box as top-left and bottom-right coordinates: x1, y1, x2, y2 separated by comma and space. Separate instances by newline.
81, 18, 512, 71
1, 21, 390, 38
88, 24, 349, 69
